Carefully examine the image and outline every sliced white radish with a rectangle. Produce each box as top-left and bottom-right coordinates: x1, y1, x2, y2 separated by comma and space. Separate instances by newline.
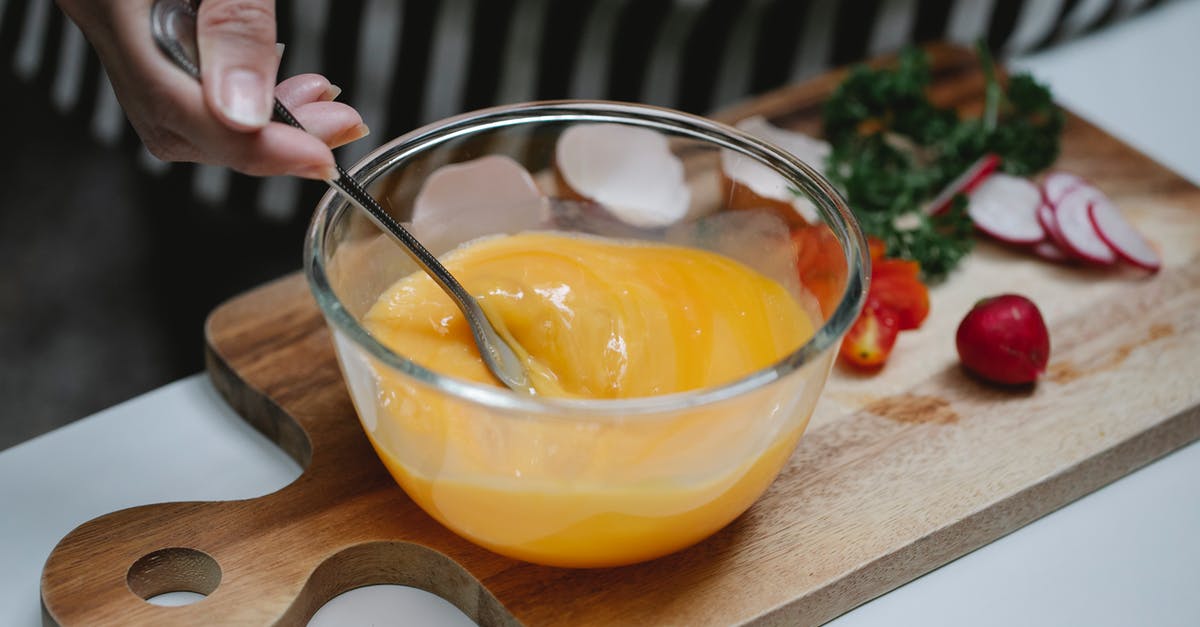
924, 153, 1000, 216
720, 115, 830, 224
1032, 239, 1072, 263
965, 173, 1045, 244
556, 123, 690, 228
411, 155, 548, 255
1054, 185, 1117, 264
1040, 170, 1084, 206
1089, 197, 1162, 271
1037, 201, 1073, 252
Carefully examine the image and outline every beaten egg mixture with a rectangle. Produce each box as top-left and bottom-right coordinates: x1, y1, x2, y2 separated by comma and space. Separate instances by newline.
358, 231, 817, 566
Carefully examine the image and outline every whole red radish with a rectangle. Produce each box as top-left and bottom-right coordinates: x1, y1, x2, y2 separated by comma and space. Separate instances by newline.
956, 294, 1050, 384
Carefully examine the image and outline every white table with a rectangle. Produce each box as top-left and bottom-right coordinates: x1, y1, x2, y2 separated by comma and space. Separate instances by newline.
4, 3, 1200, 624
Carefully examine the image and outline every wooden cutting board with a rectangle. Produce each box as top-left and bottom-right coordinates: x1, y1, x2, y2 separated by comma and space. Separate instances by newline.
41, 45, 1200, 626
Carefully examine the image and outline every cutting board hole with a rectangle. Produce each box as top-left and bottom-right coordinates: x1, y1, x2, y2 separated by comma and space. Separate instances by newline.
126, 547, 221, 605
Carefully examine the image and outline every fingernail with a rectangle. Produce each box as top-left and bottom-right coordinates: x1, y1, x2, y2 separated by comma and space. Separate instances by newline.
322, 84, 343, 101
220, 68, 270, 128
275, 42, 286, 60
291, 163, 339, 181
331, 123, 370, 148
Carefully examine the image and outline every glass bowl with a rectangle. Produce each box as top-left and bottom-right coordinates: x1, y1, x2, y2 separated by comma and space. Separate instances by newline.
304, 101, 867, 568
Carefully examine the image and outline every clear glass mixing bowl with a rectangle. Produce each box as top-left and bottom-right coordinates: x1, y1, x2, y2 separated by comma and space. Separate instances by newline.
304, 101, 867, 568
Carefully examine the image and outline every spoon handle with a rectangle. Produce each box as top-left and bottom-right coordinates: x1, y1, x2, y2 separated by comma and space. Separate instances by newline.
149, 0, 530, 392
271, 102, 468, 329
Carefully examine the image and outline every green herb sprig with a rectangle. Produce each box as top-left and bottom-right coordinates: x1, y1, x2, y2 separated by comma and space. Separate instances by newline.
822, 44, 1064, 280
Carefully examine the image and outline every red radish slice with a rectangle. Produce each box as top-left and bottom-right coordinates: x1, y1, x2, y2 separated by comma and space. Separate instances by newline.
1032, 239, 1072, 262
556, 123, 690, 228
412, 155, 547, 255
1089, 198, 1162, 271
925, 153, 1000, 216
1040, 170, 1084, 206
1037, 170, 1086, 256
1037, 201, 1072, 251
965, 173, 1045, 244
1054, 186, 1117, 264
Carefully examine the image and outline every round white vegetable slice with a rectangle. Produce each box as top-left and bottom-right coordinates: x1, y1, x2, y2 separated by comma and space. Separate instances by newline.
966, 173, 1045, 244
1040, 170, 1084, 206
556, 123, 690, 228
1089, 197, 1162, 272
1053, 185, 1117, 264
1037, 201, 1072, 252
924, 153, 999, 216
1032, 239, 1072, 262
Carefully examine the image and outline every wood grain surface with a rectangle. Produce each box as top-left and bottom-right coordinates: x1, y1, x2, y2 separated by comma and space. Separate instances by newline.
41, 46, 1200, 626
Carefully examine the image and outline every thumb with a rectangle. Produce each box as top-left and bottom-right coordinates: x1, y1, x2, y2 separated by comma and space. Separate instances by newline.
197, 0, 278, 131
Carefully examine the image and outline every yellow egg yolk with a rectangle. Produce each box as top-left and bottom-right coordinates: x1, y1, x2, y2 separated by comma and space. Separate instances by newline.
365, 231, 811, 397
358, 231, 819, 566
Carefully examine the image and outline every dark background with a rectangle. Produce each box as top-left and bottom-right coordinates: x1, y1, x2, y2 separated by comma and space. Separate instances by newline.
0, 66, 325, 450
1, 0, 1165, 450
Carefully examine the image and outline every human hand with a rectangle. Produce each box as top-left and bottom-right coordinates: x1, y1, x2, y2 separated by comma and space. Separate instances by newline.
57, 0, 365, 180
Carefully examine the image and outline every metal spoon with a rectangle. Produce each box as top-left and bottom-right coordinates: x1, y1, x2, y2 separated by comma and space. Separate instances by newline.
150, 0, 532, 393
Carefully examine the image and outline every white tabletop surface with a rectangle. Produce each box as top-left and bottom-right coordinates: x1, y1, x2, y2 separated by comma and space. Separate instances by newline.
5, 2, 1200, 625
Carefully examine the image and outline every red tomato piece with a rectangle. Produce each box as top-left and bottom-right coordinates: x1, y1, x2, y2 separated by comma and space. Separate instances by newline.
870, 258, 929, 331
867, 236, 887, 262
792, 225, 847, 318
839, 299, 900, 369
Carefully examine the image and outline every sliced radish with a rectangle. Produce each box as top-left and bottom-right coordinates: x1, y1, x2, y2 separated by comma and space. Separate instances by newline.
411, 155, 548, 255
1054, 185, 1117, 264
1037, 171, 1087, 258
556, 123, 690, 228
965, 173, 1045, 244
1089, 197, 1162, 272
1040, 170, 1084, 206
1032, 239, 1072, 262
1037, 201, 1072, 252
925, 153, 1000, 216
721, 115, 830, 223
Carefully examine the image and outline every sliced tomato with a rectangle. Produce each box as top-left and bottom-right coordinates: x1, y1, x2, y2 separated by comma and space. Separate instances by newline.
870, 258, 929, 331
839, 299, 900, 369
867, 236, 887, 262
872, 257, 920, 280
792, 224, 847, 318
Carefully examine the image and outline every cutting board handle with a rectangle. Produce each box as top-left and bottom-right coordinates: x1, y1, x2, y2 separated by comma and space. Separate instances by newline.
41, 284, 520, 626
41, 491, 514, 625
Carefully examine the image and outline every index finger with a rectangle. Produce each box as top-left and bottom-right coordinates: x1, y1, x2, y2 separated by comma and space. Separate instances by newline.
196, 0, 279, 131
